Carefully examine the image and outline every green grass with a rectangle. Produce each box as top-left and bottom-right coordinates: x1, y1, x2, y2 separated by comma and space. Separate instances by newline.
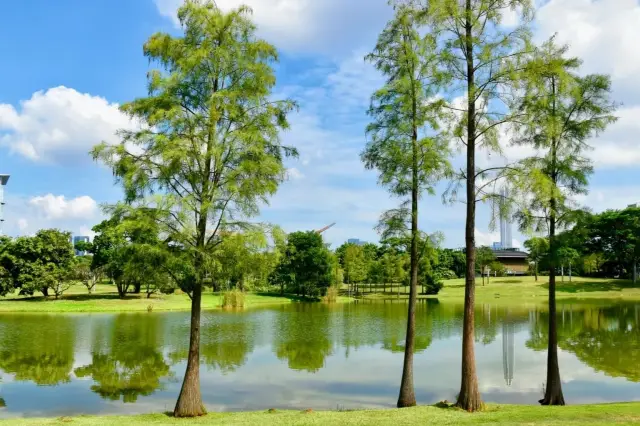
357, 275, 640, 303
3, 403, 640, 425
0, 284, 352, 313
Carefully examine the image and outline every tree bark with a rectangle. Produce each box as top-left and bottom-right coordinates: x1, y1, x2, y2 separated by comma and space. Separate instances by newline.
540, 116, 565, 405
535, 262, 538, 281
174, 281, 206, 416
457, 0, 482, 411
397, 85, 419, 408
41, 287, 49, 297
133, 282, 141, 294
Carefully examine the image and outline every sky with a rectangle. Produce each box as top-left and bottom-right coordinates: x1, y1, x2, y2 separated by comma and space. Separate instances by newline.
0, 0, 639, 249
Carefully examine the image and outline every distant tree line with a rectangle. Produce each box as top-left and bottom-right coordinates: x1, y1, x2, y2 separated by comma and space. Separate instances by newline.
524, 207, 640, 282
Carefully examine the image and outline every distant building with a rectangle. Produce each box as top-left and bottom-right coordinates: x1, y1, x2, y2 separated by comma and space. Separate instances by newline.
347, 238, 366, 246
0, 174, 9, 236
492, 242, 503, 250
73, 235, 91, 256
491, 248, 529, 276
629, 202, 639, 208
502, 321, 516, 386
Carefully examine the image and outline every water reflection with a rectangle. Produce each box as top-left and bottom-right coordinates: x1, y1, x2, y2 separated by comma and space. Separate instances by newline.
0, 315, 75, 385
74, 314, 172, 403
0, 300, 637, 417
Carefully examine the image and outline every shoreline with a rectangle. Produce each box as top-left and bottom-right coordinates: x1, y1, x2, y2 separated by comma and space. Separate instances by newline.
1, 403, 639, 425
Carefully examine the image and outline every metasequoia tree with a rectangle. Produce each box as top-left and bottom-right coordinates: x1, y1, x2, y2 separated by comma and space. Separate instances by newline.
422, 0, 533, 411
513, 38, 616, 405
362, 1, 450, 407
93, 1, 296, 417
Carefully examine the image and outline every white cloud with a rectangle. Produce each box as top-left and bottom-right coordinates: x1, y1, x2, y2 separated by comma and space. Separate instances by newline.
153, 0, 390, 55
17, 218, 28, 231
29, 194, 98, 220
0, 86, 139, 164
475, 228, 521, 248
536, 0, 640, 95
286, 167, 305, 180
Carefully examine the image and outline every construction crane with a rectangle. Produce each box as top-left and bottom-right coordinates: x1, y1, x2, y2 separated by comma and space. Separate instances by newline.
315, 222, 336, 234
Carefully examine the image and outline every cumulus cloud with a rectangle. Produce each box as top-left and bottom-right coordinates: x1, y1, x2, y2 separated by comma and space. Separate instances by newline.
0, 86, 139, 164
536, 0, 640, 84
29, 194, 98, 220
153, 0, 390, 55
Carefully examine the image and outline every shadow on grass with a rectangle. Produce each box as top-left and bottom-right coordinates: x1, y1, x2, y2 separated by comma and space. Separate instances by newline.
491, 279, 522, 284
540, 279, 638, 294
254, 292, 320, 302
0, 293, 140, 303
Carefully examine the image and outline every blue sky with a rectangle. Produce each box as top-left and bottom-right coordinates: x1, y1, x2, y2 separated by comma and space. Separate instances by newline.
0, 0, 639, 248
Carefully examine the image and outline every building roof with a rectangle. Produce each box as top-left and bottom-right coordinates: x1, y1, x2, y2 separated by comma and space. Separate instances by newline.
492, 248, 528, 259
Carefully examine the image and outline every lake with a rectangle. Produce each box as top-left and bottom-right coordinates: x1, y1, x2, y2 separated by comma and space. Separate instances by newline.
0, 299, 639, 417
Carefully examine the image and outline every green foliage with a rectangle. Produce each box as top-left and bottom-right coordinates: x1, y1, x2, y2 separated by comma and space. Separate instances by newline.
343, 244, 368, 284
489, 262, 506, 277
524, 237, 549, 278
321, 286, 339, 304
476, 247, 497, 274
1, 229, 76, 298
270, 231, 332, 298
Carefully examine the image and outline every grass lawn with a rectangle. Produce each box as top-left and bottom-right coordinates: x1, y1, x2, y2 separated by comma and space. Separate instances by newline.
358, 275, 640, 303
0, 284, 352, 313
3, 403, 640, 425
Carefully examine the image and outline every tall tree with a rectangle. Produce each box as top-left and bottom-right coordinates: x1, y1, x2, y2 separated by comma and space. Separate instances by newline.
424, 0, 533, 411
362, 1, 450, 407
92, 2, 296, 417
475, 246, 496, 286
524, 237, 549, 281
513, 39, 617, 405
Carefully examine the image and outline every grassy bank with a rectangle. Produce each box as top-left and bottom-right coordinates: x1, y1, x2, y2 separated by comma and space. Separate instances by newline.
3, 403, 640, 425
358, 276, 640, 303
0, 284, 352, 313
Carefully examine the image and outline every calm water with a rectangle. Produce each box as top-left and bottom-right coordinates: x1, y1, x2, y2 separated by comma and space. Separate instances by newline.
0, 299, 639, 417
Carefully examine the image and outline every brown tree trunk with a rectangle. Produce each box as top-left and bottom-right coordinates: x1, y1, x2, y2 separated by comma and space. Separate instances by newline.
41, 287, 49, 297
457, 0, 482, 411
535, 262, 538, 281
174, 282, 206, 416
540, 197, 565, 405
397, 94, 419, 408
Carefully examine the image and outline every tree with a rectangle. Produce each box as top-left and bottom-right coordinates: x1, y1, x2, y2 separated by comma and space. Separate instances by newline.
8, 229, 75, 298
362, 1, 450, 408
71, 256, 102, 294
92, 2, 296, 416
423, 0, 533, 411
343, 244, 368, 288
557, 247, 580, 282
476, 247, 496, 286
270, 231, 332, 298
524, 237, 549, 281
513, 39, 617, 405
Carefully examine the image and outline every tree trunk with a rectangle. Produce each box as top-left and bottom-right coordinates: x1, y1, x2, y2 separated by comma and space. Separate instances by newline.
569, 264, 572, 282
397, 77, 420, 408
457, 1, 482, 411
41, 287, 49, 297
540, 125, 565, 405
133, 282, 141, 294
561, 265, 564, 282
535, 262, 538, 281
174, 281, 206, 416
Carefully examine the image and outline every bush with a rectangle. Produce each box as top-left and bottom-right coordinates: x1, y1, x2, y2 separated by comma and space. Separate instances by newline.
436, 269, 458, 280
322, 286, 339, 303
221, 289, 245, 308
424, 274, 444, 295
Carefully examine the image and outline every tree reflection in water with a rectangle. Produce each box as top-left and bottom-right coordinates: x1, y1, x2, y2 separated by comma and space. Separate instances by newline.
75, 314, 171, 403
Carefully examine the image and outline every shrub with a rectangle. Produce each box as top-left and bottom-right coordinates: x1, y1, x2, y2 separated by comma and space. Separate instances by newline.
424, 274, 444, 295
322, 286, 339, 303
222, 289, 245, 308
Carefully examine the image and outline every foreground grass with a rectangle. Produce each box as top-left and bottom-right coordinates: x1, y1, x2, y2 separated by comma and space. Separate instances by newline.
3, 403, 640, 425
357, 275, 640, 304
0, 284, 352, 313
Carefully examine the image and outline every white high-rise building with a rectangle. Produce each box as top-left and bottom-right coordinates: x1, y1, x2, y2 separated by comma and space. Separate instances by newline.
499, 187, 512, 249
0, 175, 9, 235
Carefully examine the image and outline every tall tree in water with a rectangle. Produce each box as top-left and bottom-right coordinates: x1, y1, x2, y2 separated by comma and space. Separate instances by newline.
423, 0, 532, 411
92, 2, 296, 417
362, 1, 450, 407
513, 39, 616, 405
